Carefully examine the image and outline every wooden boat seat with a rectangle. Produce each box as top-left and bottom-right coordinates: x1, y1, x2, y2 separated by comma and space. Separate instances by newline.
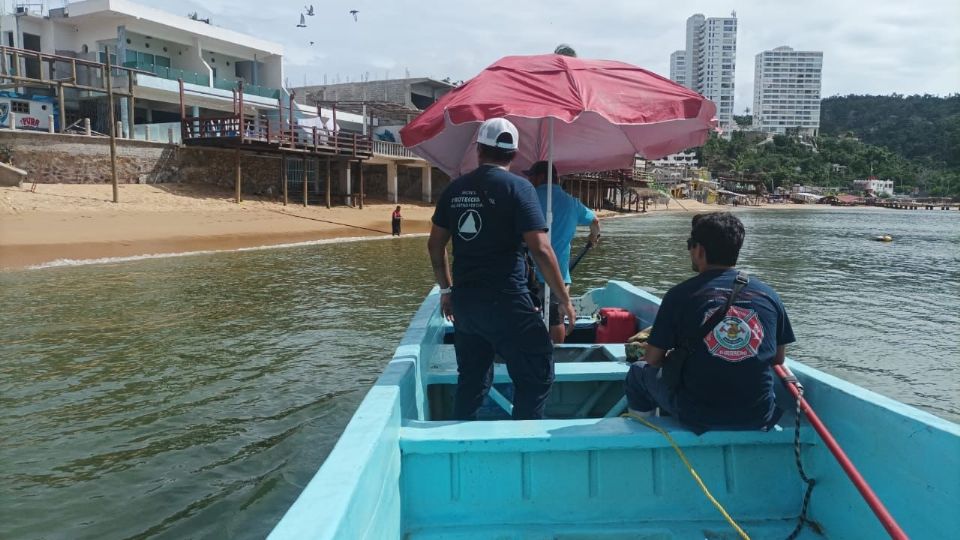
427, 344, 628, 385
400, 413, 814, 454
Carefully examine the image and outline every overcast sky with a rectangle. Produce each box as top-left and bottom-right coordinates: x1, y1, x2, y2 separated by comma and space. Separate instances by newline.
33, 1, 960, 111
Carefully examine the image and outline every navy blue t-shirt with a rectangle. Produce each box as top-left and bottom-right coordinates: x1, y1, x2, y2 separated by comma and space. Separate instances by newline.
432, 165, 547, 293
648, 268, 796, 428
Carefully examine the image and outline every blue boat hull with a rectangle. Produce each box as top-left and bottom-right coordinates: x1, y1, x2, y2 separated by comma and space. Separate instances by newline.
270, 281, 960, 539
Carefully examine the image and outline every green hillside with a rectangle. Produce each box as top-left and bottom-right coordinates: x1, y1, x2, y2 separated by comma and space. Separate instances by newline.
696, 95, 959, 198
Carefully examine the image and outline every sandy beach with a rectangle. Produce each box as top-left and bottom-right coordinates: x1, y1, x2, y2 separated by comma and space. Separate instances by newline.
0, 183, 835, 270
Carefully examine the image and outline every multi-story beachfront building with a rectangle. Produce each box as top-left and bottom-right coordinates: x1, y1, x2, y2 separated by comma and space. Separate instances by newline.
669, 50, 687, 88
0, 0, 440, 204
670, 13, 737, 131
752, 46, 823, 136
0, 0, 284, 136
650, 151, 698, 168
853, 178, 894, 197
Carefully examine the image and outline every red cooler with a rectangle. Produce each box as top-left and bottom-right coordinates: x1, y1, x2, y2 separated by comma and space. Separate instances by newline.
595, 308, 637, 343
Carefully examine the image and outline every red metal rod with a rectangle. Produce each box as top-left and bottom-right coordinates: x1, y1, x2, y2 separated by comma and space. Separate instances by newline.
775, 364, 909, 540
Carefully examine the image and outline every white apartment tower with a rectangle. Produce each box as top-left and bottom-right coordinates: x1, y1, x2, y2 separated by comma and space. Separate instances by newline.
670, 13, 738, 130
752, 46, 824, 136
669, 50, 687, 88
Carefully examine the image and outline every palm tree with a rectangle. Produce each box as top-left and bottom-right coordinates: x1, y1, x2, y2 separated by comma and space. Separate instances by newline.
554, 44, 577, 57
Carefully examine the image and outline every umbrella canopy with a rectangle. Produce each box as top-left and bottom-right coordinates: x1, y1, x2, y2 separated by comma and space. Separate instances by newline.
400, 54, 717, 177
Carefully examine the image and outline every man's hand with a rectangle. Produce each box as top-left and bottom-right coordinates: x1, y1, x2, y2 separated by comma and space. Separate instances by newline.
587, 230, 600, 247
440, 293, 454, 322
557, 297, 577, 335
588, 217, 601, 246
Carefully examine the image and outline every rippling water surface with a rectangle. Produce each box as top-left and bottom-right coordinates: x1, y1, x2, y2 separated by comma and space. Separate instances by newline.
1, 207, 957, 539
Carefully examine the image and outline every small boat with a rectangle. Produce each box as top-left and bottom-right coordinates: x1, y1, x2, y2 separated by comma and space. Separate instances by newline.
269, 281, 959, 539
873, 235, 894, 242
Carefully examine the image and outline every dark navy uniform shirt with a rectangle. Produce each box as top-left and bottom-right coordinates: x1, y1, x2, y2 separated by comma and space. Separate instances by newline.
432, 165, 546, 294
648, 268, 796, 428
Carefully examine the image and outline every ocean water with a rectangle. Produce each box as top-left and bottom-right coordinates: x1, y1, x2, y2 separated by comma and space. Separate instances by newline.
1, 207, 957, 539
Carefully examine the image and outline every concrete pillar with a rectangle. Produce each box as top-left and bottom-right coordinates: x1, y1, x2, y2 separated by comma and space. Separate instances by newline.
386, 161, 399, 204
422, 166, 432, 203
9, 113, 15, 130
339, 160, 353, 206
48, 116, 55, 133
84, 118, 91, 136
119, 98, 129, 137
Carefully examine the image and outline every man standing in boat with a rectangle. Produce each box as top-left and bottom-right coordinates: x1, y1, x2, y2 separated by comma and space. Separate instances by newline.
523, 160, 601, 343
427, 118, 575, 421
625, 212, 795, 431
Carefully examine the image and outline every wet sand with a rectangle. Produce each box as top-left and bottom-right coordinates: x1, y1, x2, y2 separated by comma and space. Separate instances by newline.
0, 183, 841, 270
0, 184, 435, 269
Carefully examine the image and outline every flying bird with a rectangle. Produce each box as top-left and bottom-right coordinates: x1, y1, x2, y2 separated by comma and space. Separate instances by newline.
297, 13, 307, 28
305, 5, 315, 16
309, 41, 315, 46
349, 10, 359, 22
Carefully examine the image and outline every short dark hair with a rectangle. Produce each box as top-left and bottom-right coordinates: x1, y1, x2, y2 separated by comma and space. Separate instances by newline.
690, 212, 744, 266
477, 142, 516, 165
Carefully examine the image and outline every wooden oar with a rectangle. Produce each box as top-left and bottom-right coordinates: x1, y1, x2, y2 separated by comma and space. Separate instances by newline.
569, 238, 596, 272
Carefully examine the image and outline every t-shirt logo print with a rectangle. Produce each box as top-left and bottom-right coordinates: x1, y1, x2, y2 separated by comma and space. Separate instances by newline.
703, 305, 764, 362
457, 210, 482, 241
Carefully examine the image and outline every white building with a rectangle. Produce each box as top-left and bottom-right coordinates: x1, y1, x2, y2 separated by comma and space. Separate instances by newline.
669, 50, 687, 88
752, 46, 823, 136
853, 178, 894, 197
670, 13, 737, 131
650, 151, 698, 168
1, 0, 285, 135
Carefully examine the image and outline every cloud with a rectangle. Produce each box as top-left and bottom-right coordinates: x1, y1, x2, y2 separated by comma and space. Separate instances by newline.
131, 0, 960, 110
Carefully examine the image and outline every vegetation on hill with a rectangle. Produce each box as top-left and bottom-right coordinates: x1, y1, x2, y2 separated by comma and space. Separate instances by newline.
697, 95, 959, 198
820, 94, 959, 169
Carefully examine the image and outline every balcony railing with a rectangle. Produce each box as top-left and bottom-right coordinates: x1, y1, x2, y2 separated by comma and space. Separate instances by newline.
181, 115, 372, 158
123, 59, 279, 99
123, 60, 209, 86
372, 140, 421, 159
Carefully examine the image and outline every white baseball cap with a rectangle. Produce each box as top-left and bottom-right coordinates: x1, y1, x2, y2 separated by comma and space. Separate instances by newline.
476, 118, 519, 150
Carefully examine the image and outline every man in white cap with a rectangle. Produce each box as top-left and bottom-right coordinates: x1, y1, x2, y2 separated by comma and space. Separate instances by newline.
428, 118, 575, 420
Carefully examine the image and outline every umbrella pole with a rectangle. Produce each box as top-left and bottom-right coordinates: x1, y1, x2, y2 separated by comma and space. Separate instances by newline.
544, 118, 555, 329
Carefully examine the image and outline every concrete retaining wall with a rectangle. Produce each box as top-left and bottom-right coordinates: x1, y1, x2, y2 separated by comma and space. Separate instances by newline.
0, 130, 447, 200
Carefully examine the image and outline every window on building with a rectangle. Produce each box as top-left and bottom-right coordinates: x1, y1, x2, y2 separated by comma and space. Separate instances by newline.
11, 101, 30, 114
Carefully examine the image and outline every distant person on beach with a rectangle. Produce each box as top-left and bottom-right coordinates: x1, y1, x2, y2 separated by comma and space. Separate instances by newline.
427, 118, 574, 420
391, 205, 402, 236
523, 160, 600, 343
624, 212, 796, 432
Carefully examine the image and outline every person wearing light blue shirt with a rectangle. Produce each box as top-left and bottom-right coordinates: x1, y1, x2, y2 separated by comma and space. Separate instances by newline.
524, 161, 600, 342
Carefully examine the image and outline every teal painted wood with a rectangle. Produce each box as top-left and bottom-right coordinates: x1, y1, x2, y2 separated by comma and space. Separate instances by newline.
786, 362, 960, 538
269, 281, 960, 539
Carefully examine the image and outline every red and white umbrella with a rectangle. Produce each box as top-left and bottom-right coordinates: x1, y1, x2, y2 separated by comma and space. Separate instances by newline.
400, 53, 717, 177
401, 54, 717, 324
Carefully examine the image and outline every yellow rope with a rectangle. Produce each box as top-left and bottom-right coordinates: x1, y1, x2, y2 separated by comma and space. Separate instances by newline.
623, 411, 751, 540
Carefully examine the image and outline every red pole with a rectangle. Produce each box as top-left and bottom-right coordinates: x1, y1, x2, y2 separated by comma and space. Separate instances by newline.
775, 364, 909, 540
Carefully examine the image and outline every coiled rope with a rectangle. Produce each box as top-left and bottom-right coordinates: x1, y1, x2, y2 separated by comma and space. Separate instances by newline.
785, 377, 817, 540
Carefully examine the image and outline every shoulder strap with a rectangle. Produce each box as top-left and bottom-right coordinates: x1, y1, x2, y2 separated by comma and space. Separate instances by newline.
697, 271, 749, 339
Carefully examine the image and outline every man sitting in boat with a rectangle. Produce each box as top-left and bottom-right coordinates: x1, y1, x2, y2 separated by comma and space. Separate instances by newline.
523, 160, 601, 343
624, 212, 796, 432
427, 118, 574, 420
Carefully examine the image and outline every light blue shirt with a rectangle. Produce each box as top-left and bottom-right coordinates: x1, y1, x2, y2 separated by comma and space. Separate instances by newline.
535, 184, 595, 284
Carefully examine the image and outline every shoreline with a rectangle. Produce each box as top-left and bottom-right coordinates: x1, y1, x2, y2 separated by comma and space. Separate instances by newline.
1, 183, 881, 271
